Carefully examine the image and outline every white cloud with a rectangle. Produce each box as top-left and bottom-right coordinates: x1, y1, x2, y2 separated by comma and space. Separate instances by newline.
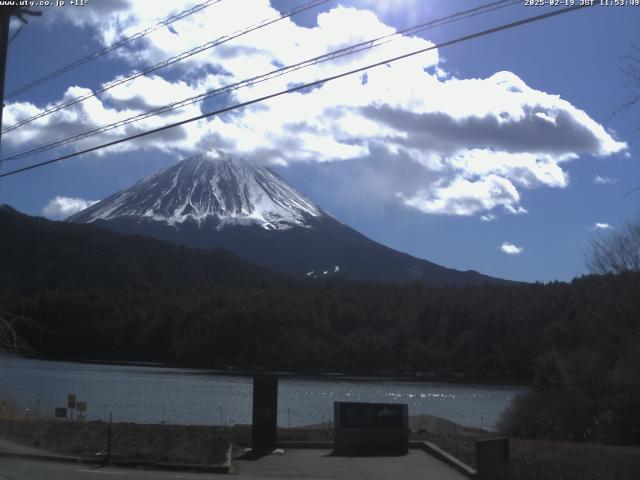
4, 76, 206, 156
500, 242, 523, 255
8, 2, 628, 219
401, 175, 527, 216
42, 196, 98, 220
593, 222, 613, 230
593, 175, 618, 185
480, 213, 497, 222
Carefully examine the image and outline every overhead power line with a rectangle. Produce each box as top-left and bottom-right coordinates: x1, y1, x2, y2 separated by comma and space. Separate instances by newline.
5, 0, 224, 100
1, 0, 519, 164
1, 0, 332, 135
7, 24, 24, 46
0, 4, 591, 180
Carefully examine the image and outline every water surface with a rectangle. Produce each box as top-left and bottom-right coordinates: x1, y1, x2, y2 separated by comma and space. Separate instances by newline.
0, 357, 525, 430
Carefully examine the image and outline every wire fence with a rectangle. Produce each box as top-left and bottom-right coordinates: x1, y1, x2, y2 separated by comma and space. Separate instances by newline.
13, 398, 339, 429
10, 398, 495, 434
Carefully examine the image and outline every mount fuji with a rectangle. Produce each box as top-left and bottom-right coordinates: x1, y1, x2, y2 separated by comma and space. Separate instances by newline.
69, 153, 505, 286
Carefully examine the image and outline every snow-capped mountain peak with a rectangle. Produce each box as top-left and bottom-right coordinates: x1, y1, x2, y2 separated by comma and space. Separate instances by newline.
69, 152, 322, 230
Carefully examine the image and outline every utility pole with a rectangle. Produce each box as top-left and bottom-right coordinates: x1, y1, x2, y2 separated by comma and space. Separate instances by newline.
0, 9, 11, 148
0, 6, 41, 151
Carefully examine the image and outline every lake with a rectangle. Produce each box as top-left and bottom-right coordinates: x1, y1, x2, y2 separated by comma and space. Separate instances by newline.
0, 357, 525, 431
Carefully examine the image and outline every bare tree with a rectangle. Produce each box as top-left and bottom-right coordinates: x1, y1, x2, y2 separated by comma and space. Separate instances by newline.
617, 43, 640, 139
0, 311, 39, 354
587, 216, 640, 274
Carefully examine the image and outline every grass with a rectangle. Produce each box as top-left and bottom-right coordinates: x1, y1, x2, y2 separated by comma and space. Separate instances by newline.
0, 397, 23, 419
509, 439, 640, 480
0, 419, 229, 465
410, 417, 640, 480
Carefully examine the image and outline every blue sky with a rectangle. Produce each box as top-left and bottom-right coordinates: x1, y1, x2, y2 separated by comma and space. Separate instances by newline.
0, 0, 638, 282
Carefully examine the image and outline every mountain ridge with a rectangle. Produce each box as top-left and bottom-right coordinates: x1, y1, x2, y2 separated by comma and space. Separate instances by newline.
68, 153, 510, 287
70, 153, 323, 231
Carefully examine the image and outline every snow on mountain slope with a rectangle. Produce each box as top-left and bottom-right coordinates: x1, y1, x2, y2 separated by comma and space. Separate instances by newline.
68, 151, 510, 286
69, 152, 322, 230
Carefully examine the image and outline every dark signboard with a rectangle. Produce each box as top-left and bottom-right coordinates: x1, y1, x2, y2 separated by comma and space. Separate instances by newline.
476, 437, 509, 480
251, 376, 278, 452
67, 393, 76, 409
334, 401, 409, 455
340, 402, 404, 429
55, 407, 67, 418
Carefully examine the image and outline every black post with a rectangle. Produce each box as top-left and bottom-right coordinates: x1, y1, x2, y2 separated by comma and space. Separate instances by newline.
0, 7, 41, 151
251, 375, 278, 453
106, 412, 112, 461
0, 9, 11, 148
476, 437, 509, 480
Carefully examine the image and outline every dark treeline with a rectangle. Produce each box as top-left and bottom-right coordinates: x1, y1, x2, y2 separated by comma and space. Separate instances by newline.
0, 205, 284, 292
4, 273, 639, 384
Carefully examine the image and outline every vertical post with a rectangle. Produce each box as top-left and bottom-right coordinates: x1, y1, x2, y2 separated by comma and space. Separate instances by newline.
0, 7, 41, 153
287, 407, 291, 430
0, 9, 10, 149
476, 437, 509, 480
455, 426, 459, 458
251, 375, 278, 453
219, 405, 223, 426
106, 412, 112, 461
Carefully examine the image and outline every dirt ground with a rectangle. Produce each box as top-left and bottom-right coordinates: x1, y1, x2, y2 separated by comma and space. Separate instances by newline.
2, 414, 640, 478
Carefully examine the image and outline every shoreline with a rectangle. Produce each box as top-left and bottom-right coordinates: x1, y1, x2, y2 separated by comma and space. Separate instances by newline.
11, 353, 529, 387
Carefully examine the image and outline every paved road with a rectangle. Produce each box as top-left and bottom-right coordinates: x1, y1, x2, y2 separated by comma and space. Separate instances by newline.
0, 457, 215, 480
232, 448, 469, 480
0, 449, 469, 480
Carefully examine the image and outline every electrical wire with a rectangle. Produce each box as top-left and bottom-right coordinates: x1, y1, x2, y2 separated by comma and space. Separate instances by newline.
7, 24, 24, 45
1, 0, 332, 135
0, 4, 591, 179
4, 0, 224, 100
1, 0, 520, 163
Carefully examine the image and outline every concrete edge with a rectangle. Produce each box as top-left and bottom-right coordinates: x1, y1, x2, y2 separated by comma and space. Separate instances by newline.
277, 441, 334, 449
235, 441, 334, 449
0, 450, 85, 465
413, 441, 477, 479
0, 449, 231, 474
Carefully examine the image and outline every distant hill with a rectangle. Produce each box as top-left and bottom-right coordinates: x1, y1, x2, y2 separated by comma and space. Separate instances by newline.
0, 204, 283, 291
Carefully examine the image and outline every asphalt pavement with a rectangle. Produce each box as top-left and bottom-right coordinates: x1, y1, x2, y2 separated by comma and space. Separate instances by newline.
0, 457, 214, 480
232, 447, 469, 479
1, 448, 470, 480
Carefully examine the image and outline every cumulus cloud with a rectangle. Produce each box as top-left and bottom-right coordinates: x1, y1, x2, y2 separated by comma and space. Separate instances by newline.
593, 175, 618, 185
593, 222, 613, 230
9, 2, 628, 219
500, 242, 523, 255
42, 196, 98, 220
401, 174, 527, 216
4, 76, 204, 156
